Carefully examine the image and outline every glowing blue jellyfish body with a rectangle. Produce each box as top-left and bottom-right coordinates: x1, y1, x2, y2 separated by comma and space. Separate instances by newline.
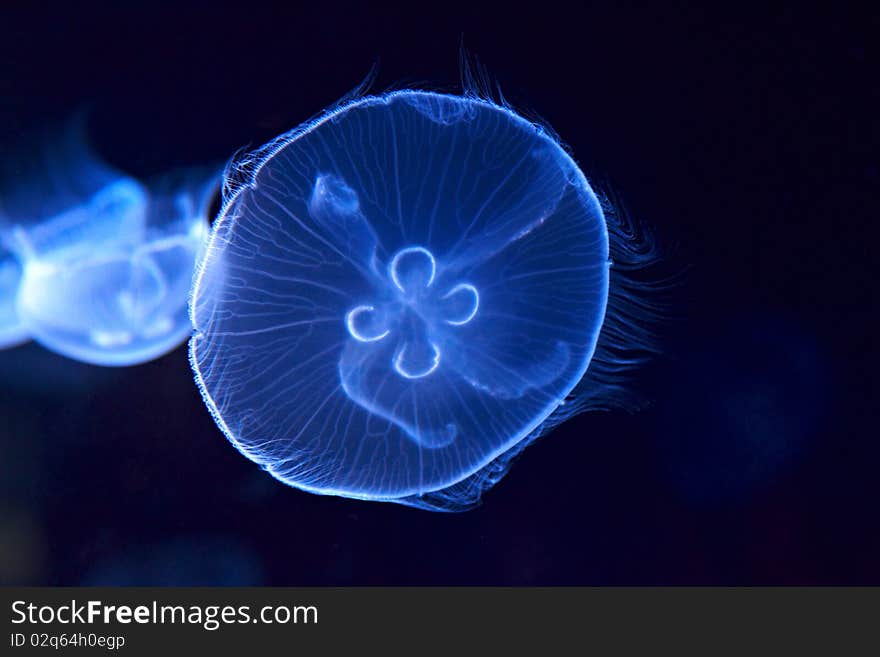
12, 173, 212, 366
192, 90, 650, 510
1, 123, 217, 366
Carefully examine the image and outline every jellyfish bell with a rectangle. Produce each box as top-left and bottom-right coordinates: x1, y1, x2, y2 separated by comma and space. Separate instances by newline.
12, 171, 215, 366
0, 118, 220, 366
11, 177, 149, 261
191, 88, 659, 510
0, 120, 139, 353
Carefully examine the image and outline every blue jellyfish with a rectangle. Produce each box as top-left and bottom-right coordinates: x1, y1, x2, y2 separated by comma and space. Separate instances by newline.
191, 89, 658, 510
1, 124, 218, 366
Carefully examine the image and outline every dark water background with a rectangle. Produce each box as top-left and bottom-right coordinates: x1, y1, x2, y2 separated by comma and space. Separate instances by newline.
0, 2, 876, 584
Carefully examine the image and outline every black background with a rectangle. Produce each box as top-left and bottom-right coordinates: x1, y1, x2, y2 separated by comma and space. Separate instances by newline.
0, 2, 876, 585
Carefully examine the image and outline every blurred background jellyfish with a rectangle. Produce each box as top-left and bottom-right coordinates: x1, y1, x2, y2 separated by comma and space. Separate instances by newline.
0, 120, 218, 366
191, 85, 660, 510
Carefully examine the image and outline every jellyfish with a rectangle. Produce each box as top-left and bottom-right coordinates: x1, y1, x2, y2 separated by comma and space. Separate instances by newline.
1, 122, 218, 366
12, 172, 215, 366
190, 88, 659, 510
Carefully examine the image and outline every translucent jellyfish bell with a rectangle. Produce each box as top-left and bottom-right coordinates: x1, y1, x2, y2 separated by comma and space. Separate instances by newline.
191, 89, 659, 510
2, 124, 218, 366
13, 173, 214, 366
